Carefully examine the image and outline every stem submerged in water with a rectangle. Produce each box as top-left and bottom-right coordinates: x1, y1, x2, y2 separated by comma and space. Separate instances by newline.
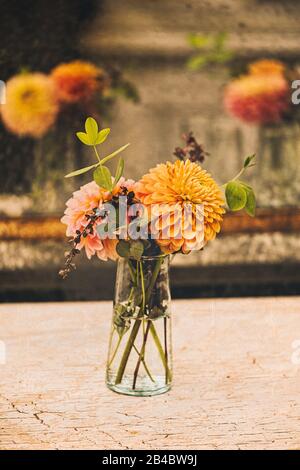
115, 319, 141, 384
149, 322, 171, 382
164, 317, 168, 385
132, 321, 151, 389
114, 257, 165, 386
133, 344, 155, 382
108, 333, 122, 367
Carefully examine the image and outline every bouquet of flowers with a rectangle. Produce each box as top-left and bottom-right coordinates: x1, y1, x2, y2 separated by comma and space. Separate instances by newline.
59, 117, 256, 396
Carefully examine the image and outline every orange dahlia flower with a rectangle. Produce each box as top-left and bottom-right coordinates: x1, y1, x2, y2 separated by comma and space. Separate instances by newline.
51, 60, 108, 104
0, 73, 58, 137
224, 73, 289, 124
135, 160, 225, 254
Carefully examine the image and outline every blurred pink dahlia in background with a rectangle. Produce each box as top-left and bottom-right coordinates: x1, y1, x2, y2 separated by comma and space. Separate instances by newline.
224, 59, 290, 124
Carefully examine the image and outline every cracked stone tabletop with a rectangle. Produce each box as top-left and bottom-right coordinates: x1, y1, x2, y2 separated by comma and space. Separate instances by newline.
0, 298, 300, 450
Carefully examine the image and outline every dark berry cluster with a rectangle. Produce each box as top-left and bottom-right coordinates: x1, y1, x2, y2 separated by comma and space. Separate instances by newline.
59, 209, 102, 279
59, 188, 137, 279
174, 131, 209, 164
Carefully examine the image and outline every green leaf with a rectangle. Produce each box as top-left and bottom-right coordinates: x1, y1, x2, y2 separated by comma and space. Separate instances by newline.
116, 240, 131, 258
76, 132, 94, 146
129, 240, 144, 261
245, 189, 256, 217
95, 128, 111, 145
76, 119, 109, 146
225, 181, 247, 211
65, 163, 98, 178
93, 165, 112, 191
187, 55, 208, 71
243, 154, 256, 168
113, 158, 124, 187
238, 181, 252, 191
214, 31, 228, 50
187, 33, 209, 49
113, 81, 140, 103
100, 143, 130, 165
114, 303, 131, 336
209, 50, 233, 63
85, 117, 99, 144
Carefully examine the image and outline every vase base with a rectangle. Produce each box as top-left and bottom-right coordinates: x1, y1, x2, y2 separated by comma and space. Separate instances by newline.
106, 376, 171, 397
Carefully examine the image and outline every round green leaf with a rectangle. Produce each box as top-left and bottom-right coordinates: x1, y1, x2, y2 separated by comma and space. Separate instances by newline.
129, 240, 144, 260
93, 165, 112, 191
116, 240, 131, 258
225, 181, 247, 211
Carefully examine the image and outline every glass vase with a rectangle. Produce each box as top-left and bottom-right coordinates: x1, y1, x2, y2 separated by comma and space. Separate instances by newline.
255, 123, 300, 207
106, 255, 172, 396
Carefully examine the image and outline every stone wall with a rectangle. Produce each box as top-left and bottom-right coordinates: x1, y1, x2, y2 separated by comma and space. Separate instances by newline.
1, 0, 300, 300
82, 0, 300, 207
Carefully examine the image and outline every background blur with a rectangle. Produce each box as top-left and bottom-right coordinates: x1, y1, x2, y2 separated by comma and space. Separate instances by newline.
1, 0, 300, 301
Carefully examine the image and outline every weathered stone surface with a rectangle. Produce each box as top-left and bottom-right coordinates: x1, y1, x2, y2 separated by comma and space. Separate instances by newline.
84, 0, 300, 58
1, 232, 300, 271
0, 298, 300, 450
1, 234, 300, 301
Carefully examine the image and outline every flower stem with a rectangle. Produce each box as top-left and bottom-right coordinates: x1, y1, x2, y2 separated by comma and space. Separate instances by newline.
145, 258, 163, 304
93, 145, 101, 164
149, 322, 171, 382
114, 257, 164, 385
131, 261, 148, 388
139, 261, 146, 314
128, 259, 136, 283
132, 321, 151, 389
221, 167, 245, 189
108, 333, 122, 367
164, 317, 168, 384
115, 319, 142, 384
133, 344, 155, 382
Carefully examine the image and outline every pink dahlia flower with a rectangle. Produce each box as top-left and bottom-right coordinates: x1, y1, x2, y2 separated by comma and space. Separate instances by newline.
61, 178, 135, 261
224, 74, 290, 124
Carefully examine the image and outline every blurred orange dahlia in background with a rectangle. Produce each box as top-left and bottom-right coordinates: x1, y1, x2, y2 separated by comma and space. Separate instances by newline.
135, 160, 225, 254
224, 59, 290, 124
0, 73, 59, 137
248, 59, 286, 76
51, 60, 109, 104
